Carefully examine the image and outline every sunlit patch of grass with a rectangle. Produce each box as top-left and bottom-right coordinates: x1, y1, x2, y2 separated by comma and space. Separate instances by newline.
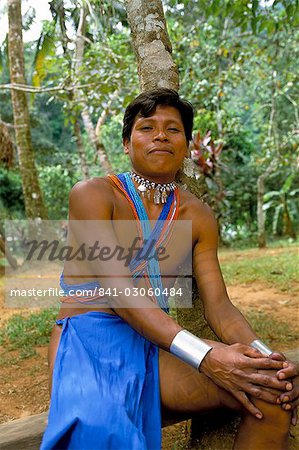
220, 249, 298, 292
0, 308, 58, 364
245, 311, 298, 349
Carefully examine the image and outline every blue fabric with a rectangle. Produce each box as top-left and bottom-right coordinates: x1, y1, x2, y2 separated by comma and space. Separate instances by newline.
117, 172, 175, 310
60, 273, 99, 296
41, 312, 161, 450
60, 172, 175, 311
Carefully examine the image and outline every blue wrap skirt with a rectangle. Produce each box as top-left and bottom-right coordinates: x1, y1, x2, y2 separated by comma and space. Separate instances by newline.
40, 312, 161, 450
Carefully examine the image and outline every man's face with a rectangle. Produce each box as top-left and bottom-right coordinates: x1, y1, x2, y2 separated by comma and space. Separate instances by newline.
123, 105, 189, 179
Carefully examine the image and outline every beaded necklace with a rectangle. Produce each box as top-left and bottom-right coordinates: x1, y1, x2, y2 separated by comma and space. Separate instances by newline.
109, 172, 179, 311
60, 172, 179, 312
130, 171, 176, 204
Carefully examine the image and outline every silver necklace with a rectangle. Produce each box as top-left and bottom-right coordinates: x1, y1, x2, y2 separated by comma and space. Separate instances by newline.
130, 171, 176, 204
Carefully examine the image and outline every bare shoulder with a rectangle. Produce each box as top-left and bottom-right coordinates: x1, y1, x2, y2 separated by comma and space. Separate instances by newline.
69, 176, 115, 220
70, 176, 114, 197
179, 188, 218, 245
179, 188, 216, 223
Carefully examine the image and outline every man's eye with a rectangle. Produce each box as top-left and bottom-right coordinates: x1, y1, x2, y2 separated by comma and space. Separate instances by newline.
168, 128, 179, 132
141, 126, 152, 130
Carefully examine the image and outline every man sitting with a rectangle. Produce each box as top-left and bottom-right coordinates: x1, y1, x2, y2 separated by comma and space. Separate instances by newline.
41, 88, 298, 450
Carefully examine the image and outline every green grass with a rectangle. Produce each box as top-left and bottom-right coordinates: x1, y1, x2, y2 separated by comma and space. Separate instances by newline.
0, 308, 58, 363
220, 249, 298, 292
245, 311, 298, 348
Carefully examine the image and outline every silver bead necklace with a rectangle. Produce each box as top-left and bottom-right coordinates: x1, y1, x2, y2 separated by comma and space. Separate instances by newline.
130, 171, 177, 205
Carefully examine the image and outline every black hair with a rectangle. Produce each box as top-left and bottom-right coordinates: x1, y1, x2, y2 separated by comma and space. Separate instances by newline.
122, 88, 194, 143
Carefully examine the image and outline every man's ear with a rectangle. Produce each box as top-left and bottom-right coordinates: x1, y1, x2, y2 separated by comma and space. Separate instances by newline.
123, 138, 130, 154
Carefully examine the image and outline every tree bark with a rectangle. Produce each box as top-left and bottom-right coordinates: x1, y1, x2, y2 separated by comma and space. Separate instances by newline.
124, 1, 230, 446
257, 159, 276, 248
125, 0, 210, 334
124, 0, 179, 91
7, 0, 48, 219
0, 226, 18, 269
257, 174, 266, 248
73, 118, 89, 180
0, 122, 14, 168
74, 3, 112, 174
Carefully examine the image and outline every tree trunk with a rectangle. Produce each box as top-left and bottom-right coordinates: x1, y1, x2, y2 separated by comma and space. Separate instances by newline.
52, 0, 90, 180
0, 121, 14, 168
74, 4, 112, 174
257, 159, 276, 248
257, 174, 266, 248
124, 2, 235, 447
282, 203, 297, 239
7, 0, 48, 219
124, 0, 179, 91
0, 226, 18, 269
73, 118, 89, 180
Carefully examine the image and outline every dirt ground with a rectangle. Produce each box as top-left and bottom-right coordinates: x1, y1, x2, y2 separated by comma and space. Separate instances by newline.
0, 247, 298, 449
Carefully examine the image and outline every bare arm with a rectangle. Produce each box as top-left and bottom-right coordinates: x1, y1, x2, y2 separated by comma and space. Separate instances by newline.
192, 202, 257, 345
64, 179, 289, 419
192, 200, 298, 419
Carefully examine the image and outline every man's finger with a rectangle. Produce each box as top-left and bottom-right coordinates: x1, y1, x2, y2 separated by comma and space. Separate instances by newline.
277, 361, 298, 380
248, 373, 291, 392
242, 346, 264, 359
244, 356, 284, 370
270, 352, 286, 362
281, 397, 299, 410
249, 387, 279, 404
279, 387, 299, 403
233, 391, 263, 419
291, 408, 298, 426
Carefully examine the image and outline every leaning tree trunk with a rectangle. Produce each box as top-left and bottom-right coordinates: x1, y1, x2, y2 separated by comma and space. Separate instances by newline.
125, 0, 211, 334
73, 117, 89, 180
7, 0, 47, 219
124, 0, 179, 91
73, 3, 112, 174
124, 1, 235, 448
257, 159, 276, 248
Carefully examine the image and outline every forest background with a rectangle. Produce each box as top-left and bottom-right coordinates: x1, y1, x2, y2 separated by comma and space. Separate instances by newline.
0, 0, 298, 247
0, 1, 298, 447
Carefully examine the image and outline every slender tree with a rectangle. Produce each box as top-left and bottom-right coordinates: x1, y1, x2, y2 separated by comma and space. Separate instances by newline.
124, 0, 179, 91
7, 0, 48, 218
124, 1, 245, 447
73, 2, 113, 174
124, 0, 216, 323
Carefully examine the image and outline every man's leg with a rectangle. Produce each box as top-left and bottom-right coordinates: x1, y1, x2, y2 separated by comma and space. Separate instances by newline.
159, 349, 291, 450
233, 375, 292, 450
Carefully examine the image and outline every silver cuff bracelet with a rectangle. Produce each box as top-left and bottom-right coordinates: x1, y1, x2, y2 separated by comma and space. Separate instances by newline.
250, 339, 273, 356
170, 330, 213, 370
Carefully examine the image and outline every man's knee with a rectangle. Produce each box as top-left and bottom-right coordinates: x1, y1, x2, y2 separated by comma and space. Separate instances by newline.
251, 399, 291, 435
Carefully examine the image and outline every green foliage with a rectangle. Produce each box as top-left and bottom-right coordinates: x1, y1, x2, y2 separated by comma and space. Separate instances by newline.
165, 0, 299, 240
0, 168, 25, 219
0, 308, 58, 361
263, 173, 299, 236
32, 22, 57, 87
1, 0, 298, 244
38, 165, 75, 219
100, 112, 131, 173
